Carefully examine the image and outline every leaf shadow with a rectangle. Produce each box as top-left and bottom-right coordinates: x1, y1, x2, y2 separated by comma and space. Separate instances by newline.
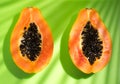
0, 0, 18, 7
60, 14, 93, 79
3, 13, 34, 79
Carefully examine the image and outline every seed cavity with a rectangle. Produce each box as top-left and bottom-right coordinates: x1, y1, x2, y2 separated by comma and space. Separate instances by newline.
81, 21, 103, 65
20, 22, 42, 61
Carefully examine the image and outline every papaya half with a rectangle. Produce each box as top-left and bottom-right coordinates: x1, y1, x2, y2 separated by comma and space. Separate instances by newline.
69, 8, 112, 74
10, 7, 53, 73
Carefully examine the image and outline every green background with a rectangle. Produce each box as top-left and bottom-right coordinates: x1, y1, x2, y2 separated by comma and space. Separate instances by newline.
0, 0, 120, 84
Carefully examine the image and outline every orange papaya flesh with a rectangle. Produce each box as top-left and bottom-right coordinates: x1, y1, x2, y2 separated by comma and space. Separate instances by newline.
10, 7, 53, 73
69, 8, 112, 74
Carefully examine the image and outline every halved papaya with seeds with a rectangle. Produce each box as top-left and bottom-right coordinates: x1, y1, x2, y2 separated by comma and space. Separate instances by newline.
69, 8, 112, 74
10, 7, 53, 73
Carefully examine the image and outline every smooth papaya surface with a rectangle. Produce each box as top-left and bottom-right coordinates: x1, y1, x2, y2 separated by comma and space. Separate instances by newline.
69, 8, 112, 74
10, 7, 53, 73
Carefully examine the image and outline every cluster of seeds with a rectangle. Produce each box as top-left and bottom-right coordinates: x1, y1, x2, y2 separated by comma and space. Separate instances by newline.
81, 21, 103, 65
20, 23, 42, 61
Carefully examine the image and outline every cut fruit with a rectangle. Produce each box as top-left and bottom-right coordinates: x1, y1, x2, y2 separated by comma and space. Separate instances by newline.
69, 8, 112, 74
10, 7, 53, 73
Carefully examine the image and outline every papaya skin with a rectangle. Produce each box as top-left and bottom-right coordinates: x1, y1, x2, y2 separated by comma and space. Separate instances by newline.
69, 8, 112, 74
10, 7, 53, 73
